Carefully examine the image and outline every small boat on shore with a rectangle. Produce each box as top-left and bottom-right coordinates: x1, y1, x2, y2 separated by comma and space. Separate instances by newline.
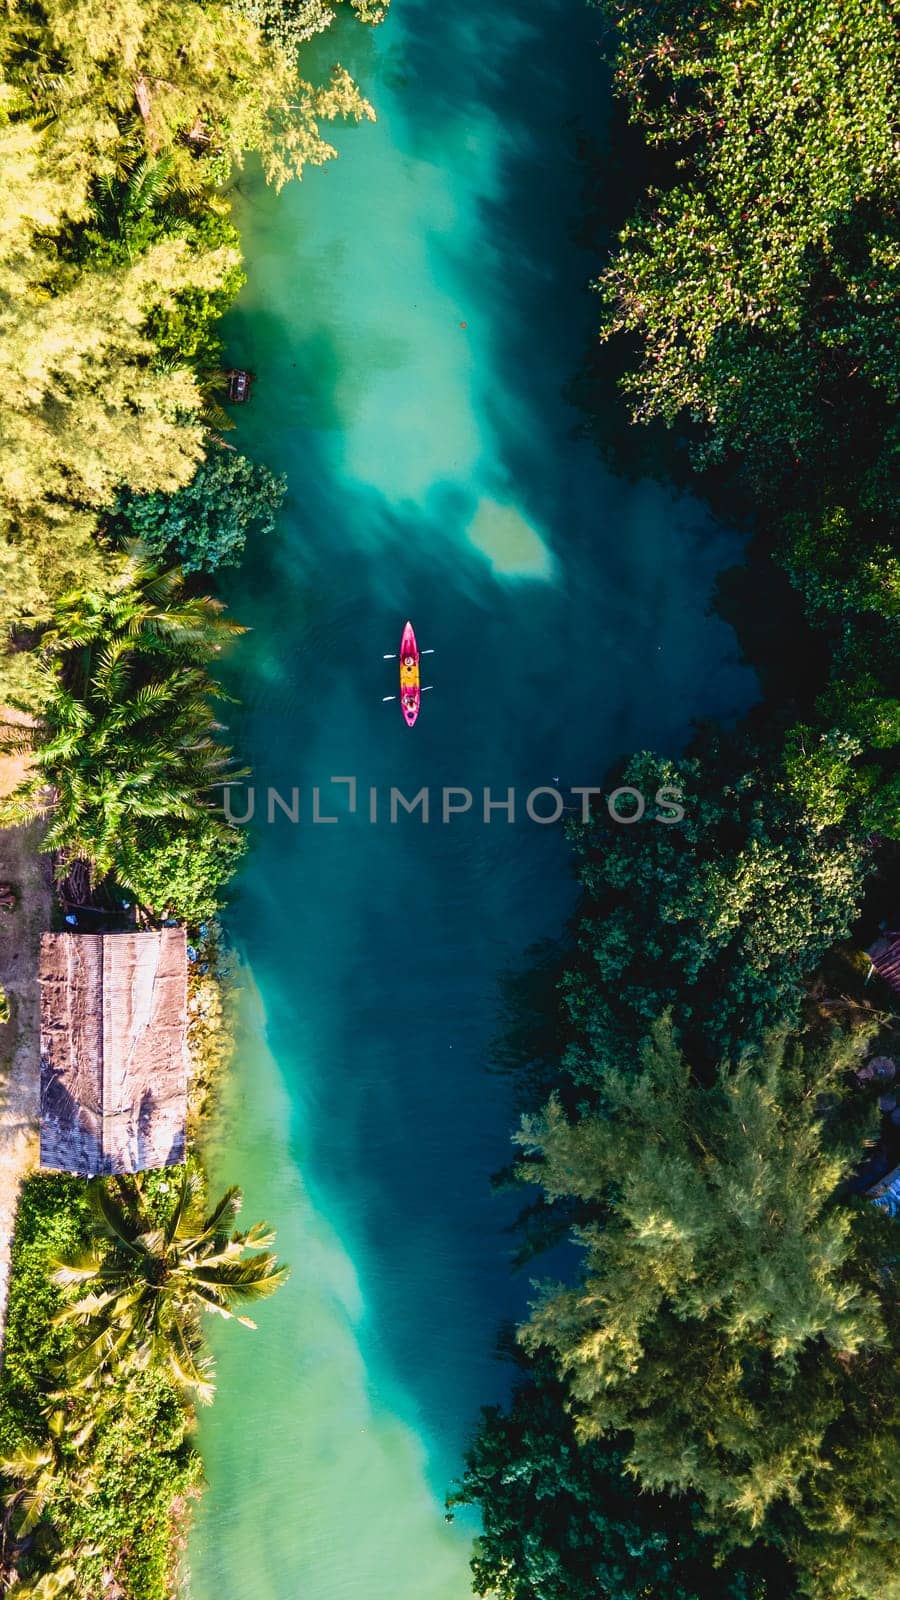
398, 621, 420, 727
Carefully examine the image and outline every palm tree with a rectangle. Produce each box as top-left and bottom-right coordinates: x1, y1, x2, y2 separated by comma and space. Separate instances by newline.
1, 559, 246, 878
5, 1568, 78, 1600
0, 1404, 95, 1598
83, 151, 216, 267
39, 557, 245, 667
0, 1499, 76, 1600
90, 154, 181, 260
0, 1410, 96, 1538
52, 1172, 288, 1404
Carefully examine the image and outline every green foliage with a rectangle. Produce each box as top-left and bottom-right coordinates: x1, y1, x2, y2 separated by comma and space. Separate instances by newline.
0, 0, 387, 697
562, 750, 868, 1077
116, 817, 248, 923
53, 1169, 288, 1404
47, 1372, 199, 1600
144, 276, 245, 369
781, 505, 900, 625
781, 670, 900, 839
471, 9, 900, 1600
113, 451, 287, 573
73, 155, 231, 270
455, 1363, 792, 1600
519, 1021, 899, 1599
596, 0, 899, 481
781, 725, 875, 832
0, 561, 245, 878
0, 1170, 285, 1598
235, 0, 388, 53
0, 199, 239, 701
137, 204, 245, 370
595, 0, 900, 853
781, 661, 900, 838
0, 239, 219, 521
0, 0, 386, 1592
0, 1180, 91, 1452
0, 0, 384, 207
0, 1178, 197, 1600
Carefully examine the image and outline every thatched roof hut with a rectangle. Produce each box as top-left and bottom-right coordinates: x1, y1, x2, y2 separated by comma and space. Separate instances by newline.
39, 929, 187, 1176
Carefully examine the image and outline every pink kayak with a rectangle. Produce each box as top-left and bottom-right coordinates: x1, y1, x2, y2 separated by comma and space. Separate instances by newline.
398, 621, 420, 727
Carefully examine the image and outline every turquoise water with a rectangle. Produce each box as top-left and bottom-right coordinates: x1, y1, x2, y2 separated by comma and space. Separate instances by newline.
186, 3, 756, 1597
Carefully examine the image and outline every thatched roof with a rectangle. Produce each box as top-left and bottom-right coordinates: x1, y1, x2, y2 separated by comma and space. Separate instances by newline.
39, 930, 187, 1176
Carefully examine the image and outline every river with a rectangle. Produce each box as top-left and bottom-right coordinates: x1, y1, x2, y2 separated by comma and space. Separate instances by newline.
186, 2, 756, 1597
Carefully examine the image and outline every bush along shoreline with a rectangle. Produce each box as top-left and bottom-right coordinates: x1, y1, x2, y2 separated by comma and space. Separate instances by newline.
0, 1, 388, 1594
457, 6, 899, 1600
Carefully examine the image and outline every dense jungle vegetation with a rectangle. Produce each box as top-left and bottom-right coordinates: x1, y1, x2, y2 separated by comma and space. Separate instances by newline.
456, 4, 900, 1599
0, 1, 385, 1594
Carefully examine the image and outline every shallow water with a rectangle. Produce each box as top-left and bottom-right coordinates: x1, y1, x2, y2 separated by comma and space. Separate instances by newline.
186, 2, 756, 1596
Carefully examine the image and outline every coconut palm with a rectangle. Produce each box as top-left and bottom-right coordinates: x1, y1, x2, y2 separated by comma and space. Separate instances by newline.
0, 1410, 96, 1538
89, 154, 181, 260
1, 1451, 63, 1547
0, 1499, 76, 1600
0, 1403, 97, 1599
38, 557, 245, 669
5, 1568, 78, 1600
52, 1172, 288, 1404
1, 559, 246, 877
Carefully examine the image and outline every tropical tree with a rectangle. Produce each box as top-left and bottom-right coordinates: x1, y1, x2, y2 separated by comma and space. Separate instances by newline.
2, 1560, 77, 1600
781, 505, 900, 627
52, 1172, 288, 1403
455, 1360, 793, 1600
1, 1411, 96, 1539
0, 236, 221, 521
517, 1019, 899, 1600
81, 154, 184, 262
73, 153, 249, 375
113, 449, 287, 573
0, 0, 386, 702
595, 0, 899, 485
562, 749, 869, 1079
0, 560, 245, 878
115, 815, 248, 922
0, 0, 381, 208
